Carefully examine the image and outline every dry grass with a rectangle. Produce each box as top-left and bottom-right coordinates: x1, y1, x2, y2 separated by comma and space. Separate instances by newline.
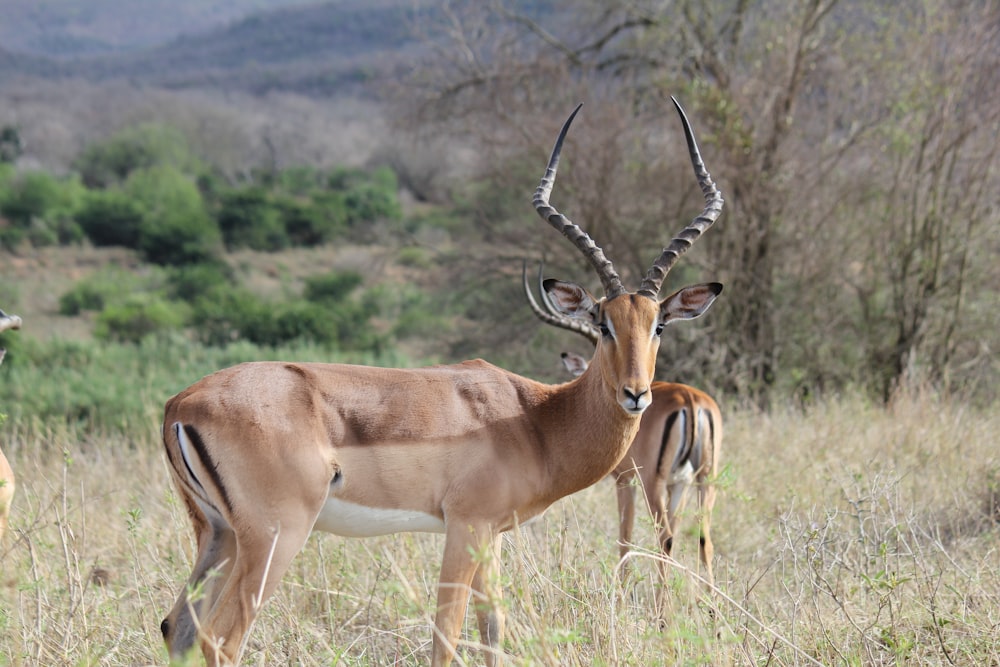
1, 387, 999, 665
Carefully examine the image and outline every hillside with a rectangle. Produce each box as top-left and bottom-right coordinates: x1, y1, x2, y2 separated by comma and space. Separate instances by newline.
0, 0, 312, 57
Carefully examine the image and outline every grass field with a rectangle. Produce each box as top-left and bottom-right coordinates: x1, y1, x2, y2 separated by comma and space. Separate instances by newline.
2, 384, 998, 666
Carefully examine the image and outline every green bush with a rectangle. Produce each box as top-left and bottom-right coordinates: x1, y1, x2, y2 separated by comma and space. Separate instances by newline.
217, 187, 289, 251
0, 171, 84, 247
303, 271, 363, 303
125, 165, 221, 265
75, 123, 203, 188
94, 296, 186, 343
277, 166, 324, 196
59, 265, 169, 317
281, 194, 346, 246
190, 279, 383, 352
75, 189, 146, 248
166, 261, 235, 303
343, 182, 401, 227
191, 286, 264, 346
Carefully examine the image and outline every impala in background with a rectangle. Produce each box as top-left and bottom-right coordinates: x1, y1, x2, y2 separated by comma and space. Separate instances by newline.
159, 98, 723, 667
524, 264, 721, 617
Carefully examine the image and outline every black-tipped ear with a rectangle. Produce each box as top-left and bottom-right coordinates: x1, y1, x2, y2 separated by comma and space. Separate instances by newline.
660, 282, 722, 323
543, 279, 599, 320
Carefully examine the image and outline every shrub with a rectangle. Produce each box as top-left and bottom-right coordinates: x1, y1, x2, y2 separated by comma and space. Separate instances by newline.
94, 296, 186, 343
75, 189, 145, 248
125, 165, 221, 265
75, 123, 203, 188
191, 287, 264, 346
281, 194, 346, 246
216, 187, 288, 251
278, 166, 324, 196
396, 246, 432, 268
303, 271, 363, 303
0, 171, 84, 247
343, 182, 401, 227
166, 261, 236, 303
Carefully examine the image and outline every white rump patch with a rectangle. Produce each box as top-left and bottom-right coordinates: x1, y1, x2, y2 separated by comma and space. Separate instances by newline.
313, 498, 446, 537
669, 460, 695, 487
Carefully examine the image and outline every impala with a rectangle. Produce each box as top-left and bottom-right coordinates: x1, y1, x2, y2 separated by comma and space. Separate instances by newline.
0, 307, 21, 543
523, 265, 721, 615
159, 98, 723, 666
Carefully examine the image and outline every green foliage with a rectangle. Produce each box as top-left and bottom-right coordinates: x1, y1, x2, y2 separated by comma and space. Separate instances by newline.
59, 267, 135, 316
277, 165, 325, 196
280, 194, 346, 246
190, 275, 382, 352
0, 170, 85, 247
74, 188, 146, 248
124, 165, 221, 265
343, 180, 402, 227
74, 123, 203, 188
165, 260, 236, 302
94, 296, 187, 343
396, 246, 432, 268
216, 186, 289, 251
303, 271, 363, 303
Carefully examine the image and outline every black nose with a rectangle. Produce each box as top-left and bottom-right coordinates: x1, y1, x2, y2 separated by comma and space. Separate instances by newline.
160, 618, 170, 639
623, 387, 647, 408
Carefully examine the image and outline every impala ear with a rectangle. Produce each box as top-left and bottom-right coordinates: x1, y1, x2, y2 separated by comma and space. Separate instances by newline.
660, 282, 723, 324
559, 351, 589, 377
543, 279, 599, 321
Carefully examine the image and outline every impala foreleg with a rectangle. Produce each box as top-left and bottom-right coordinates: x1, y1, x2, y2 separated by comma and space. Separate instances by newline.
471, 535, 505, 667
614, 469, 638, 577
432, 522, 498, 667
650, 493, 676, 625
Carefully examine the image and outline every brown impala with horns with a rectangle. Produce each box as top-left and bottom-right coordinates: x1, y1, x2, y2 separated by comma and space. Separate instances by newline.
159, 97, 723, 667
524, 261, 722, 622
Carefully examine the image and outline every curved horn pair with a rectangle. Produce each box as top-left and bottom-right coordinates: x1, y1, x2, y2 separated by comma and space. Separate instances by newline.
533, 97, 723, 300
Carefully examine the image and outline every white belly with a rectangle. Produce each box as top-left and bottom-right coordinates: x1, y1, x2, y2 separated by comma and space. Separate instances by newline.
313, 497, 446, 537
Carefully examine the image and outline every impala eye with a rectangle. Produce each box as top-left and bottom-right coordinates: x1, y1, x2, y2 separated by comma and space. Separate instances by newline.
599, 322, 612, 338
655, 323, 665, 337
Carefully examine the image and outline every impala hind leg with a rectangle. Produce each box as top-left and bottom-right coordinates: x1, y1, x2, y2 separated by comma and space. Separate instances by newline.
162, 498, 239, 662
192, 520, 315, 666
697, 477, 717, 591
653, 479, 693, 625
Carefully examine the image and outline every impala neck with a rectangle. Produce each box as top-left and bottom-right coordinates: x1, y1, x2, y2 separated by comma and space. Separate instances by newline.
537, 363, 644, 502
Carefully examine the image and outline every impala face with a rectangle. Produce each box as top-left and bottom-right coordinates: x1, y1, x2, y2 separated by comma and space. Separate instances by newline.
159, 97, 724, 667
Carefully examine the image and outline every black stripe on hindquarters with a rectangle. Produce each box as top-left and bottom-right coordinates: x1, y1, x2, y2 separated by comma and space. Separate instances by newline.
656, 410, 684, 476
183, 424, 234, 514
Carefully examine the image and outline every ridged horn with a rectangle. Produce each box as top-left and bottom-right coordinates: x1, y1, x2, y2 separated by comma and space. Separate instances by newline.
533, 104, 627, 300
637, 96, 724, 299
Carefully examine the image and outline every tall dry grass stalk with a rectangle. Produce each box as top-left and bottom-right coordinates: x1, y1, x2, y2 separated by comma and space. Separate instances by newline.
1, 387, 998, 665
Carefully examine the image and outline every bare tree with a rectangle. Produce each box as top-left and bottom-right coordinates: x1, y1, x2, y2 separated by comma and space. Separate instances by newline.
844, 2, 1000, 400
391, 0, 1000, 404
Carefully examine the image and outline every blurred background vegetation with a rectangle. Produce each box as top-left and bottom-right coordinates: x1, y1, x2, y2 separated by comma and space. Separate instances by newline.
0, 0, 997, 433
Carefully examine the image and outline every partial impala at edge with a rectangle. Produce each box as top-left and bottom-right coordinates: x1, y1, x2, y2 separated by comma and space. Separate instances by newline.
159, 98, 723, 667
0, 307, 21, 543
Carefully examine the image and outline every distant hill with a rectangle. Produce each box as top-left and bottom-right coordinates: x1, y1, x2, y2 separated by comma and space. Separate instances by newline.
0, 1, 439, 98
0, 0, 311, 57
0, 1, 556, 98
